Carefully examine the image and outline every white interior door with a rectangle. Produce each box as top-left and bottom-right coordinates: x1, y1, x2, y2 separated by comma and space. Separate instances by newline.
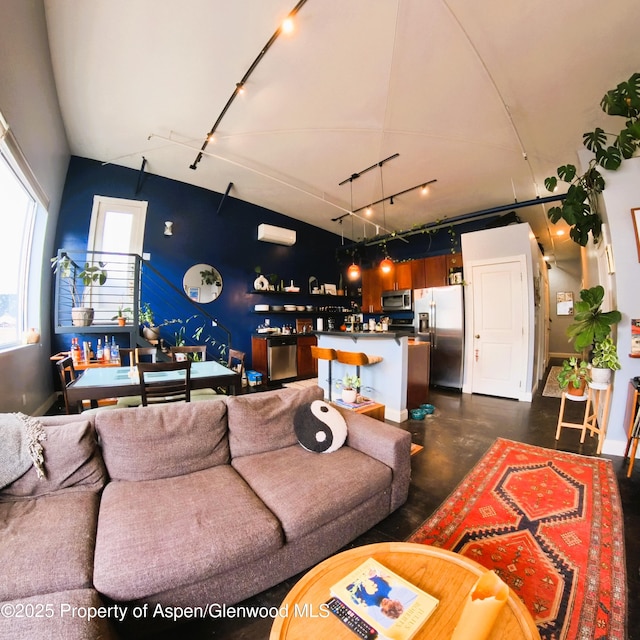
470, 259, 526, 399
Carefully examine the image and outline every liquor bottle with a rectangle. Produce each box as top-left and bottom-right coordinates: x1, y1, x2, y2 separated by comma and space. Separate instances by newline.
71, 338, 82, 365
110, 337, 119, 363
96, 339, 103, 361
103, 335, 110, 362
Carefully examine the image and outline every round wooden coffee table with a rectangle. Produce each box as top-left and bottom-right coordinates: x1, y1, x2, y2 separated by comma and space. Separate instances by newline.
270, 542, 540, 640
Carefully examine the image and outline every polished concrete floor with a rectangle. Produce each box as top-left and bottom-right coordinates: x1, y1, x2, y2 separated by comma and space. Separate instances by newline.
110, 365, 638, 639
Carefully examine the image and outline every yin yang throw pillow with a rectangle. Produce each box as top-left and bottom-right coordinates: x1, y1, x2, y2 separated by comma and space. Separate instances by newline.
294, 400, 347, 453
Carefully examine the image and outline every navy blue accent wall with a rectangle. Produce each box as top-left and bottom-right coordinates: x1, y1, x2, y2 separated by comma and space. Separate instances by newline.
53, 157, 498, 363
53, 157, 346, 361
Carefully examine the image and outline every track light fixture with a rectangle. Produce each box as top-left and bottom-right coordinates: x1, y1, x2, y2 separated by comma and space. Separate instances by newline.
190, 0, 309, 171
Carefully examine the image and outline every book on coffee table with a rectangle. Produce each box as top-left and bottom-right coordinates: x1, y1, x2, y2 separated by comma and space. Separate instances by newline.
329, 557, 439, 640
333, 397, 376, 410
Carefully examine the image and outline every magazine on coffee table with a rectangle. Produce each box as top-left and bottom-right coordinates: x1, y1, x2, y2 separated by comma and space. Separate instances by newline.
330, 558, 439, 640
333, 397, 376, 410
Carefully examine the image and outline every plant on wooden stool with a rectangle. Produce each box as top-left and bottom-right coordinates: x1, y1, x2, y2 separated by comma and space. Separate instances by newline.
557, 357, 591, 395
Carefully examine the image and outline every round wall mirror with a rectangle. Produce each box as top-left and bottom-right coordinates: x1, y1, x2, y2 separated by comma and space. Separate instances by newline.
183, 263, 223, 303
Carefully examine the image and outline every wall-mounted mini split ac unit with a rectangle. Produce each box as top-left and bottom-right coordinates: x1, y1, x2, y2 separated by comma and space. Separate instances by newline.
257, 223, 296, 246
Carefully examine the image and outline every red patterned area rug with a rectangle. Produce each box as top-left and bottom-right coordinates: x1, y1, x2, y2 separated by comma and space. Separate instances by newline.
407, 438, 626, 640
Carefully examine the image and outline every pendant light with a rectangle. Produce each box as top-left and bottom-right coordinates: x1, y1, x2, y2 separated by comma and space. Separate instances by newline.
347, 178, 361, 280
378, 162, 393, 273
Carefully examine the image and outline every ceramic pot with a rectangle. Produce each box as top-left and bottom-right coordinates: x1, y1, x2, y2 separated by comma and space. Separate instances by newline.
71, 307, 94, 327
590, 366, 611, 387
342, 388, 357, 403
142, 325, 160, 341
566, 377, 587, 397
117, 317, 126, 326
253, 275, 269, 291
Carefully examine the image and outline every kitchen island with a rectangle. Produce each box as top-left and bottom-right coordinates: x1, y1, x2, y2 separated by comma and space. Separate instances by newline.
315, 331, 409, 422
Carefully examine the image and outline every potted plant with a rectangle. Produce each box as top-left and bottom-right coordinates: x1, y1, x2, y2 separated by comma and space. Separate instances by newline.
565, 286, 622, 351
139, 302, 160, 340
336, 373, 361, 403
590, 336, 621, 385
51, 253, 108, 326
557, 357, 591, 396
545, 71, 640, 246
111, 305, 132, 326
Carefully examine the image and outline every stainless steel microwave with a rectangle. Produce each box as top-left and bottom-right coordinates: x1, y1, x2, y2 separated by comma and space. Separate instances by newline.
381, 289, 413, 311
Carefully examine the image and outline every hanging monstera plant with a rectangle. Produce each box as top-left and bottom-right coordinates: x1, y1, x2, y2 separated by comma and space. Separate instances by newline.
545, 72, 640, 246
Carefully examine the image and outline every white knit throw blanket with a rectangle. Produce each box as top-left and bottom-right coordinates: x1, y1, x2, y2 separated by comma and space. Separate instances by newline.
0, 412, 47, 489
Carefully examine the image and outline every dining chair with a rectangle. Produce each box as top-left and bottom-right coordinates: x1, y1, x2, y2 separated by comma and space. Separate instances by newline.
56, 356, 119, 415
137, 360, 192, 406
228, 349, 246, 377
170, 345, 207, 362
169, 344, 223, 399
118, 348, 136, 366
135, 347, 158, 363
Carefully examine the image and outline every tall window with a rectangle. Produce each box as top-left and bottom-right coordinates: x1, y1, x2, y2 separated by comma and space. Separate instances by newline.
0, 112, 47, 349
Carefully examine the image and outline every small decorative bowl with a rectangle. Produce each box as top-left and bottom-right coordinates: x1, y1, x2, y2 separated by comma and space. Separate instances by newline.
420, 404, 435, 415
410, 408, 427, 420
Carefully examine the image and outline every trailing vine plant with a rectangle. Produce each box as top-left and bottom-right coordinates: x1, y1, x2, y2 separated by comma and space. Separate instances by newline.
545, 72, 640, 246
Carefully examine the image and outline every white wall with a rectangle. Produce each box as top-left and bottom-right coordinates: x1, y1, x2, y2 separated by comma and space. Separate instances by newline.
0, 0, 70, 413
598, 156, 640, 455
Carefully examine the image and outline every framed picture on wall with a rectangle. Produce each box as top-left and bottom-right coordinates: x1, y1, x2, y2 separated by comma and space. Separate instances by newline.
632, 208, 640, 261
556, 291, 574, 316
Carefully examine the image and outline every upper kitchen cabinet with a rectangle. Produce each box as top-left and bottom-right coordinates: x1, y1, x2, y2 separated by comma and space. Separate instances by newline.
422, 253, 463, 288
387, 262, 413, 291
362, 267, 383, 313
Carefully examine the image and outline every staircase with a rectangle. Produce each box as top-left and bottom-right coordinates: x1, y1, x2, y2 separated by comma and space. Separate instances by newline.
52, 249, 232, 362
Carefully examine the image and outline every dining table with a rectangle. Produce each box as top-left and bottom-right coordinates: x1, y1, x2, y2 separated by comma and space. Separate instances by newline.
65, 360, 241, 410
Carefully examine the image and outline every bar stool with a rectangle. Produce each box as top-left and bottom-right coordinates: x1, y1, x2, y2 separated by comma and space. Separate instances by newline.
335, 350, 383, 394
310, 346, 337, 401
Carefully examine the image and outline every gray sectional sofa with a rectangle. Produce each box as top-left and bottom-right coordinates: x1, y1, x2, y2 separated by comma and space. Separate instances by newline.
1, 385, 411, 639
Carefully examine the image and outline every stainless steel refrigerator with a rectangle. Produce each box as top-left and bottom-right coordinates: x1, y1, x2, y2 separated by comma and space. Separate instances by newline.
414, 285, 464, 390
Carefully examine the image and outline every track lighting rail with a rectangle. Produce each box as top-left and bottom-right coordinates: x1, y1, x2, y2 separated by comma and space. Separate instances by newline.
189, 0, 309, 171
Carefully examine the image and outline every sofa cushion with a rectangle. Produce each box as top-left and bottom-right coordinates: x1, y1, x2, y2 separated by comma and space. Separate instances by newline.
232, 444, 392, 542
294, 400, 347, 453
0, 589, 118, 640
93, 465, 283, 601
95, 400, 229, 481
227, 385, 323, 458
0, 492, 100, 600
0, 420, 106, 502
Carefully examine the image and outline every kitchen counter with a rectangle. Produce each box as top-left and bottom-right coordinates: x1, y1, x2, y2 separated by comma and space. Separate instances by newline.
316, 333, 409, 422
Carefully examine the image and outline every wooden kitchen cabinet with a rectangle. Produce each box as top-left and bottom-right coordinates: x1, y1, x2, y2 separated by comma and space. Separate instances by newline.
362, 267, 383, 313
251, 337, 268, 378
297, 335, 318, 378
424, 255, 448, 287
407, 340, 430, 408
411, 258, 427, 290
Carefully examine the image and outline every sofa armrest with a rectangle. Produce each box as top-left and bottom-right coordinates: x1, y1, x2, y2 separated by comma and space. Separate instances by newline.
338, 408, 411, 512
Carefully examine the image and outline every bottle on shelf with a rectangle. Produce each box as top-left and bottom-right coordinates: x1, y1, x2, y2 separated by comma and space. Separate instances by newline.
71, 337, 82, 365
103, 335, 110, 362
96, 339, 103, 361
110, 337, 119, 363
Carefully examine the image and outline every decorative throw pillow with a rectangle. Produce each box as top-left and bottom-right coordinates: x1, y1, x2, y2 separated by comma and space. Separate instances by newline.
294, 400, 347, 453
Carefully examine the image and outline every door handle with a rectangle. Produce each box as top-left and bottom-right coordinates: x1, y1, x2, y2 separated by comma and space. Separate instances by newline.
475, 334, 480, 339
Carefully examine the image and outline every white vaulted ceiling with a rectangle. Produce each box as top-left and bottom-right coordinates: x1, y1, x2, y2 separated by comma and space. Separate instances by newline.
43, 0, 640, 261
